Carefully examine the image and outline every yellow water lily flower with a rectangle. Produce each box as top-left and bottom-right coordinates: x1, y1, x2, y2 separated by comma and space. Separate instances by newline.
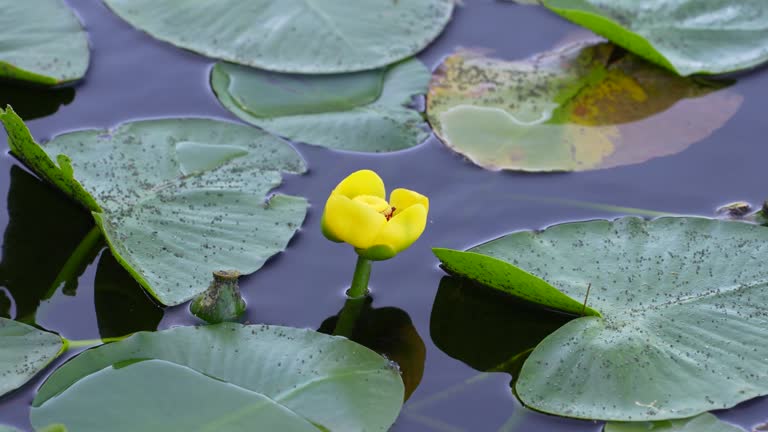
322, 170, 429, 261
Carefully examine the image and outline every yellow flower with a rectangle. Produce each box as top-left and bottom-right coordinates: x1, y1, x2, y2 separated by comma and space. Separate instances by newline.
321, 170, 429, 261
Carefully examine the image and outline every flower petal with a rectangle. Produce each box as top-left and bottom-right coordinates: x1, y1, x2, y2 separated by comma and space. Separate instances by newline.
321, 193, 387, 249
390, 188, 429, 216
367, 203, 427, 257
333, 170, 386, 199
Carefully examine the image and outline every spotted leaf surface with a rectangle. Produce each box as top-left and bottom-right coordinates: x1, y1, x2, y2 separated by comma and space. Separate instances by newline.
0, 107, 308, 306
426, 41, 741, 172
0, 318, 63, 397
542, 0, 768, 76
212, 59, 431, 152
33, 324, 405, 432
0, 0, 89, 85
103, 0, 454, 74
435, 217, 768, 421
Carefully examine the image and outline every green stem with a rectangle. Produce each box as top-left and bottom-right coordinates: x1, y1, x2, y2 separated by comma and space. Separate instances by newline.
46, 225, 104, 299
63, 334, 130, 350
347, 255, 372, 299
333, 295, 368, 338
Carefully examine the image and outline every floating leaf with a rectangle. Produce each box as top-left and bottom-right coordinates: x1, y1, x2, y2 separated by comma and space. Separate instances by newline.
0, 107, 308, 306
430, 276, 573, 376
0, 0, 89, 84
605, 413, 744, 432
434, 217, 768, 421
0, 426, 21, 432
212, 59, 431, 152
33, 324, 405, 431
427, 41, 741, 172
0, 318, 64, 397
542, 0, 768, 76
103, 0, 454, 73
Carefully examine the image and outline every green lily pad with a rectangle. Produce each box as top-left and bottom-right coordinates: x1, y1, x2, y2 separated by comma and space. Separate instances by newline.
0, 426, 21, 432
212, 59, 431, 152
0, 0, 89, 85
0, 107, 308, 306
0, 318, 64, 397
426, 41, 741, 172
102, 0, 454, 74
605, 413, 744, 432
542, 0, 768, 76
33, 324, 405, 431
434, 217, 768, 421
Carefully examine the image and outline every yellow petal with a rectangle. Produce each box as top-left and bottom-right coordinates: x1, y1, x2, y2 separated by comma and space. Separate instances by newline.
333, 170, 385, 199
367, 203, 427, 257
353, 195, 391, 213
321, 193, 387, 249
390, 188, 429, 216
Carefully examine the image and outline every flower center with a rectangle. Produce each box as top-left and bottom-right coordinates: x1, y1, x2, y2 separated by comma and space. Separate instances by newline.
353, 195, 395, 220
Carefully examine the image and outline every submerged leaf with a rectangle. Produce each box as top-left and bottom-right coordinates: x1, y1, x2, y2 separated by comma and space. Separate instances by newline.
0, 107, 308, 306
33, 324, 405, 432
103, 0, 454, 73
434, 217, 768, 421
212, 59, 431, 152
0, 318, 64, 397
605, 413, 744, 432
542, 0, 768, 76
0, 0, 89, 84
427, 41, 741, 172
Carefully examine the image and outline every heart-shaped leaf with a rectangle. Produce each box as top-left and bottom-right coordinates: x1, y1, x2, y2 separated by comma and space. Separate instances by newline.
102, 0, 454, 73
0, 318, 64, 397
542, 0, 768, 76
434, 217, 768, 421
212, 59, 431, 152
605, 413, 744, 432
33, 324, 405, 432
0, 0, 89, 84
426, 41, 741, 172
0, 107, 308, 306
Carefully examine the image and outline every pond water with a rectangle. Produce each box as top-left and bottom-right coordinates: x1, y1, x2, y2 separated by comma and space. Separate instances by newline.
2, 0, 768, 430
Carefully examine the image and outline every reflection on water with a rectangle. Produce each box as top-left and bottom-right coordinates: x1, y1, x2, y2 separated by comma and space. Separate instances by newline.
431, 276, 573, 378
319, 295, 426, 401
0, 82, 75, 120
0, 166, 94, 322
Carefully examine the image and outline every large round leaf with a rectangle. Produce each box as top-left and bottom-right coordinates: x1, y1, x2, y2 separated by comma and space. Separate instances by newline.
0, 107, 308, 306
0, 0, 89, 85
102, 0, 454, 73
426, 41, 741, 172
212, 59, 431, 152
33, 324, 405, 431
0, 318, 64, 397
434, 217, 768, 421
542, 0, 768, 76
605, 413, 744, 432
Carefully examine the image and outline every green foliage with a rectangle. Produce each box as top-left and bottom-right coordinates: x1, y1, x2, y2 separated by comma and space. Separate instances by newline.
0, 318, 63, 397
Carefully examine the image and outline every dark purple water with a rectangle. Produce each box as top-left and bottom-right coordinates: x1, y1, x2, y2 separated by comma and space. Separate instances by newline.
2, 0, 768, 430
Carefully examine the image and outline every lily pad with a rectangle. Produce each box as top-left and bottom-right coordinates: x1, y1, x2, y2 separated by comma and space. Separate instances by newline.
212, 59, 431, 152
0, 107, 308, 306
103, 0, 454, 73
542, 0, 768, 76
434, 217, 768, 421
0, 318, 64, 397
605, 413, 744, 432
33, 324, 405, 431
426, 41, 741, 172
0, 0, 89, 84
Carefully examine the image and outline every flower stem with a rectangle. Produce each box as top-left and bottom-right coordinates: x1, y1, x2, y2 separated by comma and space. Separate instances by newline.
63, 334, 131, 350
347, 255, 371, 299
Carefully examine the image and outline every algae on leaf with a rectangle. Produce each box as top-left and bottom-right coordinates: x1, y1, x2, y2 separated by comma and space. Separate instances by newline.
435, 217, 768, 421
0, 107, 308, 306
33, 324, 405, 432
103, 0, 454, 73
0, 0, 89, 84
0, 318, 64, 397
427, 41, 741, 172
542, 0, 768, 76
212, 59, 431, 152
